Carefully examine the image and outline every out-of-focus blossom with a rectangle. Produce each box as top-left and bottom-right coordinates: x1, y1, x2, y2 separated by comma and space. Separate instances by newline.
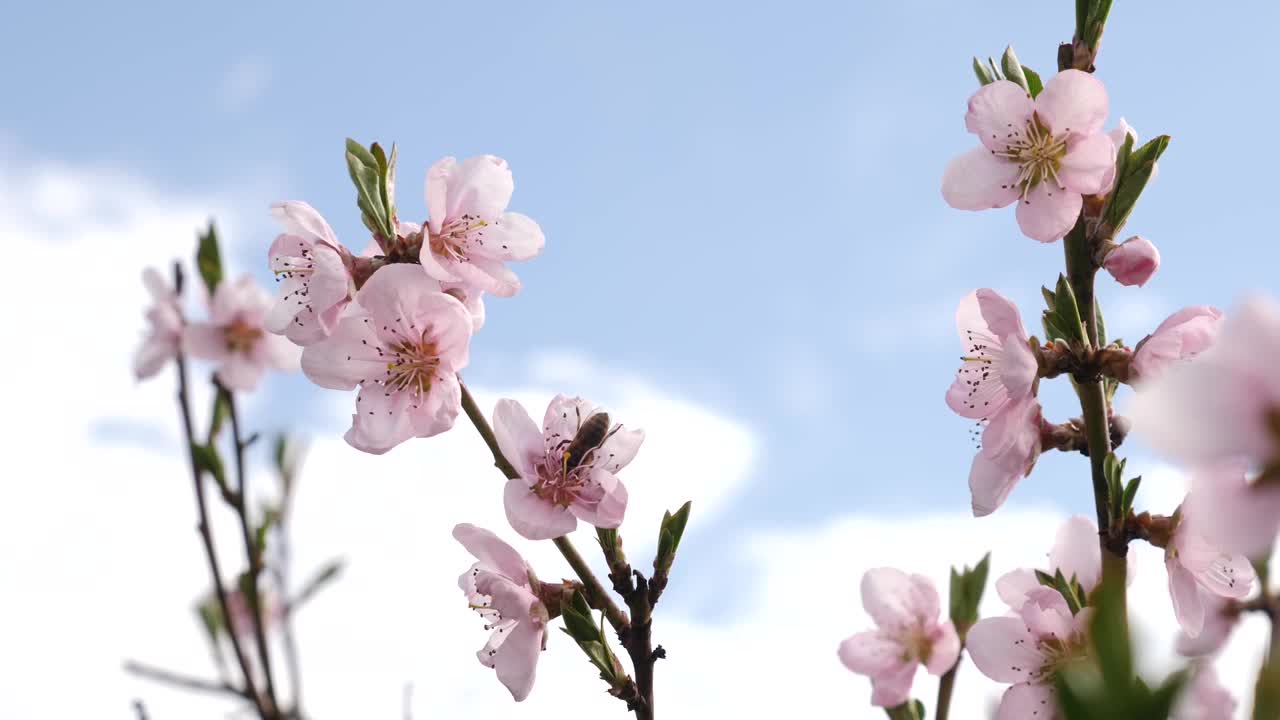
1165, 502, 1255, 638
942, 70, 1113, 242
134, 267, 184, 380
493, 395, 643, 540
1176, 594, 1238, 657
420, 155, 545, 297
997, 516, 1105, 608
301, 264, 472, 454
968, 587, 1090, 720
184, 275, 299, 391
1103, 235, 1160, 287
837, 568, 960, 707
1131, 297, 1280, 468
969, 395, 1043, 517
1130, 306, 1221, 381
946, 289, 1037, 421
453, 523, 547, 702
1185, 463, 1280, 559
1172, 665, 1236, 720
265, 201, 354, 346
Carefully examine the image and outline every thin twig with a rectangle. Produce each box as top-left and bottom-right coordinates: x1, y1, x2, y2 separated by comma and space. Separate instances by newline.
934, 652, 962, 720
275, 481, 304, 717
221, 384, 281, 718
175, 351, 266, 717
125, 659, 251, 701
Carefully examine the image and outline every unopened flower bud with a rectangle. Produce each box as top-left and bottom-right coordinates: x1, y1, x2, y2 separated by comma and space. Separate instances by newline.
1103, 235, 1160, 287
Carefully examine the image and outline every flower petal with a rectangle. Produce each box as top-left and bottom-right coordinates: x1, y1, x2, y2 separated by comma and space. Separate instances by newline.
1015, 181, 1082, 243
503, 478, 576, 540
995, 568, 1040, 610
493, 399, 544, 479
925, 621, 961, 675
1049, 516, 1101, 592
271, 200, 339, 248
837, 630, 901, 676
966, 617, 1041, 684
300, 313, 384, 391
542, 395, 597, 449
969, 450, 1021, 518
995, 682, 1056, 720
1058, 132, 1116, 195
964, 80, 1035, 151
570, 468, 628, 528
869, 661, 916, 708
453, 523, 531, 586
1168, 559, 1206, 638
941, 146, 1021, 211
1035, 69, 1109, 137
861, 567, 939, 631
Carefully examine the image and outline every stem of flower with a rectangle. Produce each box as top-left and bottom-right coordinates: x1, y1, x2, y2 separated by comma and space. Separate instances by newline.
1063, 217, 1129, 629
597, 529, 658, 720
222, 384, 281, 717
457, 380, 630, 636
124, 659, 254, 702
174, 349, 267, 718
934, 654, 962, 720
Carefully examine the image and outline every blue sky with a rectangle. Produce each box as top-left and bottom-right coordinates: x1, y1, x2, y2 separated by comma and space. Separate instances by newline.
8, 0, 1280, 638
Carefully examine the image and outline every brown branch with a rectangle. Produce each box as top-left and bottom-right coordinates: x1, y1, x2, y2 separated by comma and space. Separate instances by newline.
175, 348, 267, 717
125, 659, 251, 701
221, 384, 281, 717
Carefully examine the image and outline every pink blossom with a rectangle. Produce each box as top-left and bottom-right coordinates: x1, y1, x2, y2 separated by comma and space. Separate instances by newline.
837, 568, 960, 708
1165, 501, 1255, 638
1176, 594, 1238, 657
300, 264, 472, 454
224, 587, 282, 640
265, 201, 354, 346
134, 267, 183, 380
996, 516, 1138, 610
1103, 235, 1160, 287
1185, 463, 1280, 559
453, 523, 547, 702
1130, 297, 1280, 468
942, 70, 1114, 242
398, 221, 486, 330
1172, 665, 1236, 720
1130, 306, 1222, 381
493, 395, 643, 540
969, 395, 1043, 517
184, 275, 299, 391
946, 289, 1037, 420
968, 586, 1090, 720
420, 156, 545, 298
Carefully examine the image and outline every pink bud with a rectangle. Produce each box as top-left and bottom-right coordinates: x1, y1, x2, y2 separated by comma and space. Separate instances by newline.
1104, 235, 1160, 287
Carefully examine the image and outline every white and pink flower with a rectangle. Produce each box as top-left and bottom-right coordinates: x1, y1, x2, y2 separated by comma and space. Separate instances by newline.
947, 289, 1037, 420
1131, 296, 1280, 468
968, 586, 1090, 720
184, 275, 299, 392
969, 395, 1043, 517
1185, 463, 1280, 560
1103, 235, 1160, 287
421, 155, 545, 298
996, 516, 1105, 609
454, 523, 547, 702
1130, 306, 1221, 382
493, 395, 643, 540
134, 267, 184, 380
1172, 665, 1236, 720
1164, 502, 1255, 638
397, 221, 487, 331
1176, 594, 1238, 658
837, 568, 960, 707
300, 263, 473, 454
942, 70, 1114, 242
265, 201, 354, 346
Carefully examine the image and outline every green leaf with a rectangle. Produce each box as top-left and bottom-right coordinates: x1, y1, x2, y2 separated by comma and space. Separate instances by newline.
345, 138, 395, 240
1053, 274, 1086, 344
655, 500, 692, 575
1122, 477, 1142, 516
195, 222, 223, 296
972, 57, 996, 86
885, 699, 926, 720
1103, 134, 1171, 234
1022, 65, 1043, 97
1094, 297, 1107, 347
190, 443, 227, 489
291, 558, 345, 611
1000, 46, 1029, 93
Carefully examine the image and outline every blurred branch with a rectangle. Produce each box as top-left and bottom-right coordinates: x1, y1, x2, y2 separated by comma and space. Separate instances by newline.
220, 383, 281, 717
125, 660, 252, 702
174, 339, 266, 718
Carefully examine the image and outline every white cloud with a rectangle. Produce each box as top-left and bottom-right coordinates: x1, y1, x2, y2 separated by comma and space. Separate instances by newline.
1, 156, 1269, 720
218, 58, 272, 111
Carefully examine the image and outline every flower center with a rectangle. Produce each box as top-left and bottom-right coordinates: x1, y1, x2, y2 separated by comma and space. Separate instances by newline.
429, 214, 490, 263
995, 116, 1068, 198
381, 335, 441, 397
224, 318, 263, 354
531, 444, 598, 508
1029, 633, 1086, 683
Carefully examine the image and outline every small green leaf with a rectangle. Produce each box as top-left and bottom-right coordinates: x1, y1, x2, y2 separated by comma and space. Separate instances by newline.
972, 57, 996, 86
195, 222, 223, 296
1053, 274, 1086, 344
206, 388, 230, 442
987, 57, 1001, 83
345, 138, 395, 241
1000, 46, 1030, 93
1022, 65, 1043, 97
655, 500, 692, 575
885, 699, 926, 720
1122, 477, 1142, 516
290, 558, 345, 612
190, 443, 227, 489
1103, 135, 1170, 234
